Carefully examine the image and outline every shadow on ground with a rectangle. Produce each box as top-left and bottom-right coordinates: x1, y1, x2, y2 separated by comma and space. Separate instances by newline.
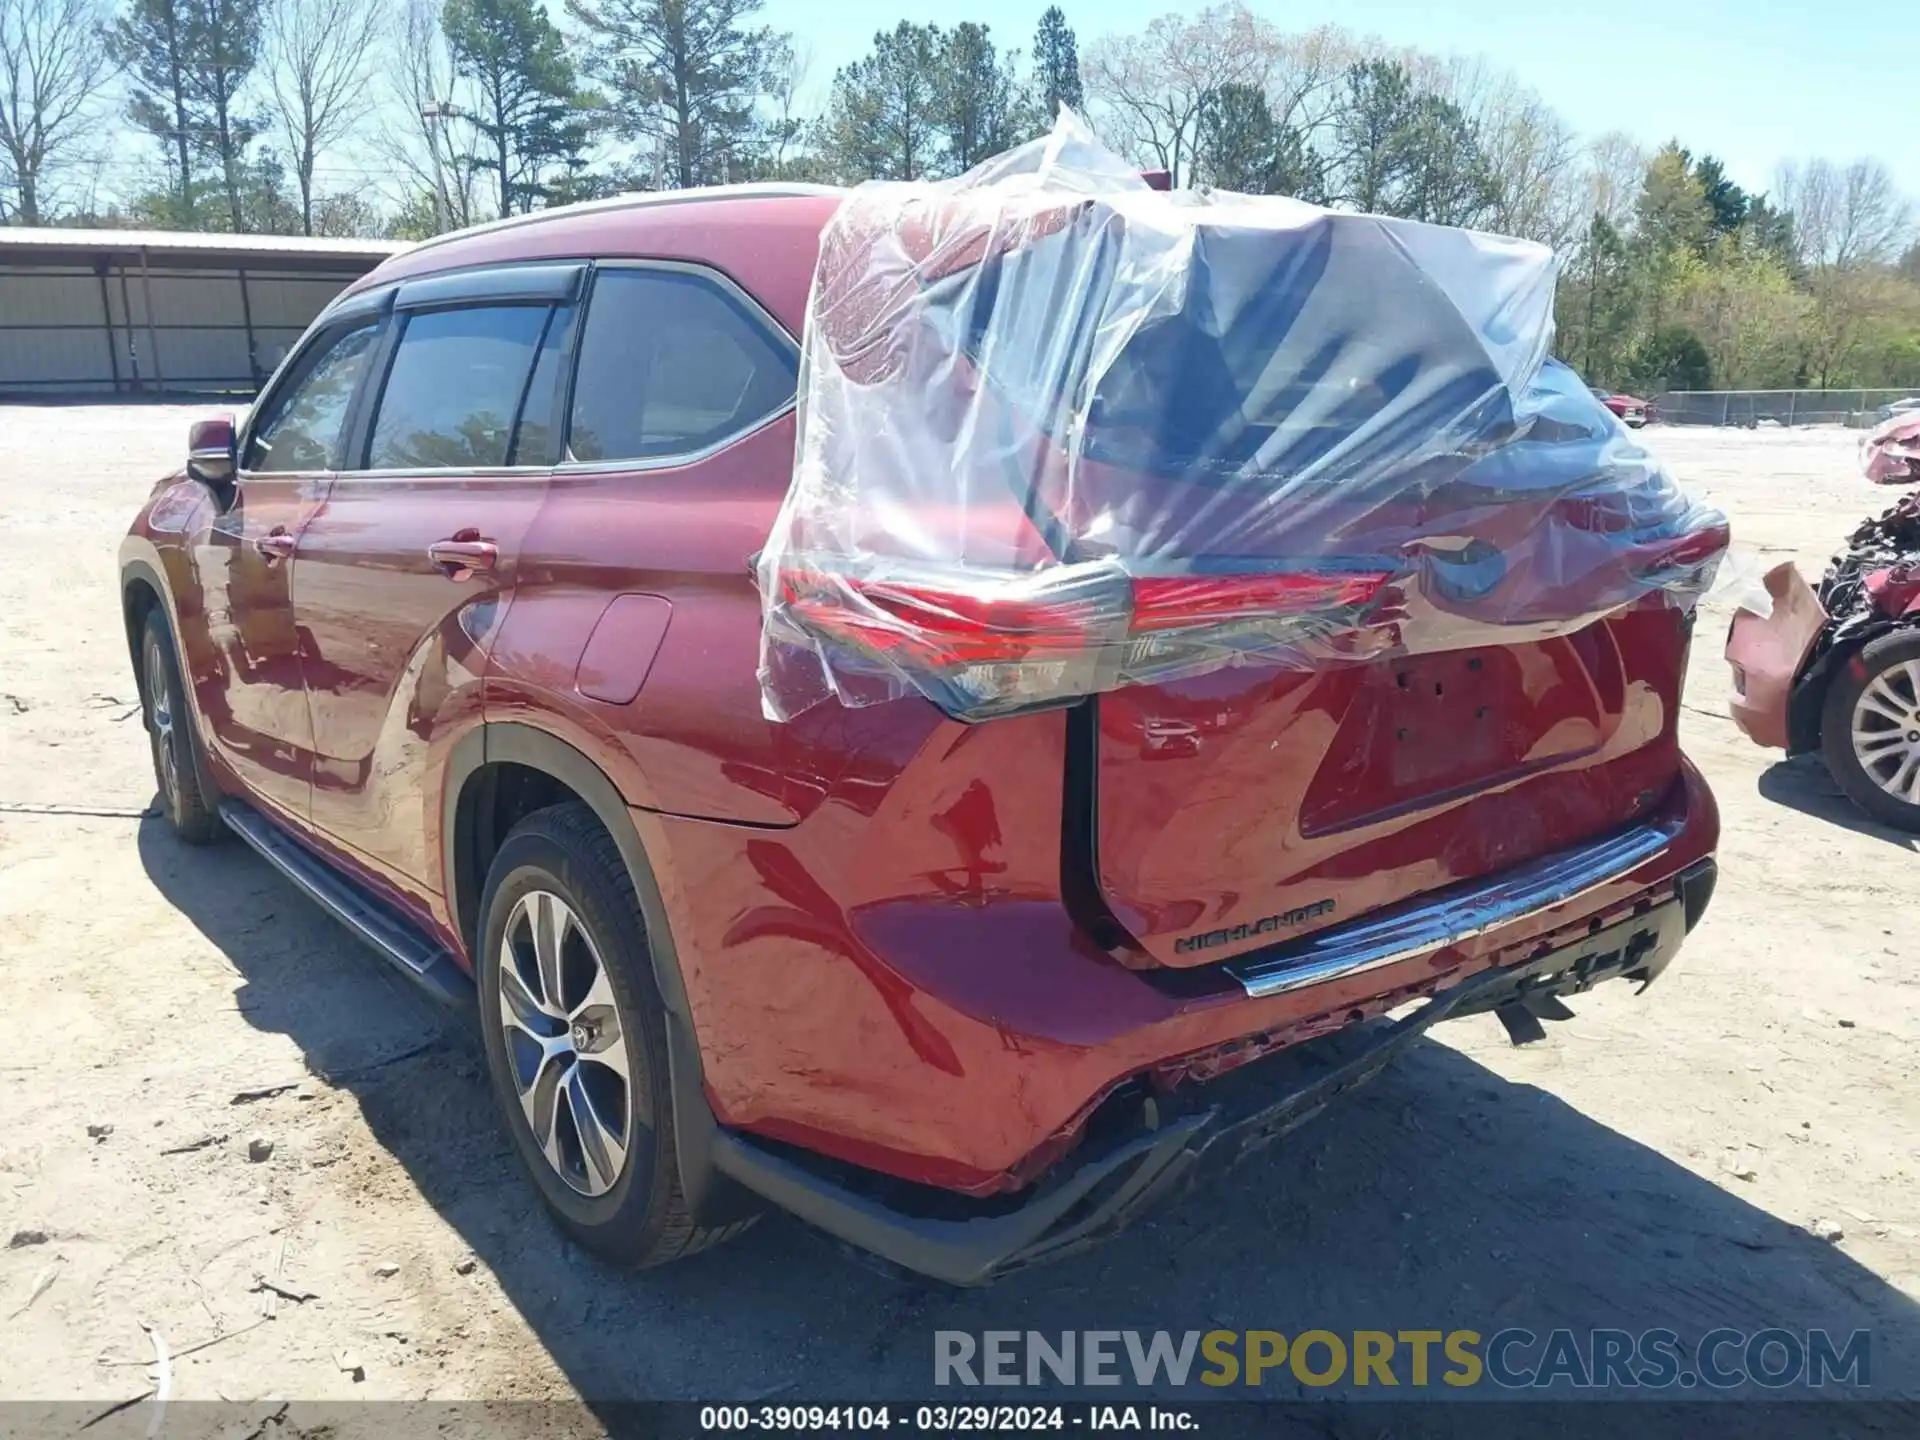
1757, 755, 1920, 851
138, 816, 1920, 1429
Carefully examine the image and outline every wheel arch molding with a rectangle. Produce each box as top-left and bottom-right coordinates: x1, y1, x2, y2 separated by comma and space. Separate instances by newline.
121, 557, 222, 808
441, 721, 735, 1218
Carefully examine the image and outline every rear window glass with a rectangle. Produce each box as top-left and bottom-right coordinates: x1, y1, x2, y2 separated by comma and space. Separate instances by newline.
953, 233, 1508, 482
365, 305, 551, 470
567, 269, 796, 465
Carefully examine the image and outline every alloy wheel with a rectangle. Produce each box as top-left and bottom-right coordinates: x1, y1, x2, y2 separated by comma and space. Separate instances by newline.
496, 889, 634, 1197
1850, 659, 1920, 805
146, 640, 180, 808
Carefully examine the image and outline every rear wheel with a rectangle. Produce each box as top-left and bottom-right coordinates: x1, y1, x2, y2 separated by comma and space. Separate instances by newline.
1821, 630, 1920, 833
140, 611, 219, 843
476, 802, 754, 1267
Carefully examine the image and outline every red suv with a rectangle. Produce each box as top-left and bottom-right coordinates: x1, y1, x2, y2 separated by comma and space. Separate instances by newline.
121, 187, 1721, 1285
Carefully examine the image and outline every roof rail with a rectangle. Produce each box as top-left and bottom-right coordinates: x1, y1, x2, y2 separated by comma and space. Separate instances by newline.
404, 182, 846, 259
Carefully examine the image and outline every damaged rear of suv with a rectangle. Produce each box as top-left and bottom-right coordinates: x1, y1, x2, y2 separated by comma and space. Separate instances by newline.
735, 119, 1725, 1279
124, 115, 1725, 1287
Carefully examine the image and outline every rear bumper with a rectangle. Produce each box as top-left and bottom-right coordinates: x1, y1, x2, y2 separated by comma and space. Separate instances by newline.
711, 862, 1714, 1285
1725, 562, 1828, 750
1222, 819, 1674, 999
658, 753, 1719, 1198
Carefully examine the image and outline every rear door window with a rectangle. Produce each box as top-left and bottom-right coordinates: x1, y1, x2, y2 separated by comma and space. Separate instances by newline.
243, 322, 379, 473
364, 305, 552, 470
566, 268, 796, 465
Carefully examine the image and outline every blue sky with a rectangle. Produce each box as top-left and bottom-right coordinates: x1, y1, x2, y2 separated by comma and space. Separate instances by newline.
756, 0, 1920, 201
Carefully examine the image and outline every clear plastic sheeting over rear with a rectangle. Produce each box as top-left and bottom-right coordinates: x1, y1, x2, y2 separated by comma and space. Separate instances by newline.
758, 112, 1729, 724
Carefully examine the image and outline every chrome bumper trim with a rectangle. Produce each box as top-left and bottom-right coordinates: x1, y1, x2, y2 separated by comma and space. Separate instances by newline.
1225, 823, 1674, 999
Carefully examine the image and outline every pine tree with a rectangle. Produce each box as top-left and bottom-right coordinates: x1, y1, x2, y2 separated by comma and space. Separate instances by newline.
1690, 153, 1749, 238
443, 0, 584, 214
815, 22, 941, 182
113, 0, 195, 222
1333, 60, 1496, 225
566, 0, 773, 190
1196, 82, 1322, 200
113, 0, 265, 229
935, 22, 1024, 171
1031, 4, 1080, 117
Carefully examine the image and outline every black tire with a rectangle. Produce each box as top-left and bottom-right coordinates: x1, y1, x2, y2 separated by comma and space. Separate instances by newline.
475, 802, 755, 1267
1820, 629, 1920, 834
140, 610, 220, 844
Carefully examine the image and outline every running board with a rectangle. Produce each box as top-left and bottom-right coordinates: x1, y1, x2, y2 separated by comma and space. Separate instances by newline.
1225, 821, 1674, 999
220, 801, 474, 1010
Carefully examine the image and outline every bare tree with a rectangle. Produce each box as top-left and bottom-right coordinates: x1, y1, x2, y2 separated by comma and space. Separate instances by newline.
1266, 24, 1354, 144
1082, 3, 1285, 186
0, 0, 117, 222
1771, 158, 1915, 387
760, 32, 808, 174
377, 0, 483, 232
1778, 157, 1913, 272
263, 0, 381, 234
1581, 130, 1648, 233
1433, 57, 1581, 247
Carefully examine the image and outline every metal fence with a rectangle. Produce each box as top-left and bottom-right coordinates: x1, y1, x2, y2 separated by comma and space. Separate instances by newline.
1651, 389, 1919, 428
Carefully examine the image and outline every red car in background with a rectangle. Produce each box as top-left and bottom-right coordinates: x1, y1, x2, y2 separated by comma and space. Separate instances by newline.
1728, 494, 1920, 832
1591, 385, 1651, 427
120, 186, 1720, 1285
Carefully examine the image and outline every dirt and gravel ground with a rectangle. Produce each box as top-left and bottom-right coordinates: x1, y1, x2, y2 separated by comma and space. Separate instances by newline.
0, 407, 1916, 1421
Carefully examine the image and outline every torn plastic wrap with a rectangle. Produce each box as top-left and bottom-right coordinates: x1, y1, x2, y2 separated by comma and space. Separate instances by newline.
758, 113, 1731, 724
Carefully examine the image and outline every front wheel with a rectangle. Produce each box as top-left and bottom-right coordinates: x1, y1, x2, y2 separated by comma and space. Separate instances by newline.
140, 610, 220, 843
1821, 630, 1920, 833
475, 802, 755, 1267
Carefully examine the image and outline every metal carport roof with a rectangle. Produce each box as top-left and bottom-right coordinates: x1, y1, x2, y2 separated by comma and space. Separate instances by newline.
0, 227, 404, 271
0, 228, 407, 397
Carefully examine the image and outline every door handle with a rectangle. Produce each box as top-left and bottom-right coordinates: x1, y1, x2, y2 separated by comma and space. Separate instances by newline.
256, 527, 296, 563
428, 533, 499, 579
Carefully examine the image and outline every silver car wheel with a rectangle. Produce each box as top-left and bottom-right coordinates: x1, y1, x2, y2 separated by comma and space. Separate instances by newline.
145, 639, 180, 807
497, 889, 633, 1198
1851, 660, 1920, 805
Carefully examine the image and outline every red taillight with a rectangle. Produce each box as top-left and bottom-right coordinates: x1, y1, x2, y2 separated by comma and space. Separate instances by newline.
1558, 494, 1643, 534
1558, 492, 1729, 572
777, 563, 1394, 719
1131, 572, 1390, 630
780, 566, 1116, 667
1628, 521, 1728, 580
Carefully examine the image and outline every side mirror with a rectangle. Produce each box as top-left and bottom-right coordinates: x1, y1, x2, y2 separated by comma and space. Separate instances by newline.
187, 415, 237, 488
